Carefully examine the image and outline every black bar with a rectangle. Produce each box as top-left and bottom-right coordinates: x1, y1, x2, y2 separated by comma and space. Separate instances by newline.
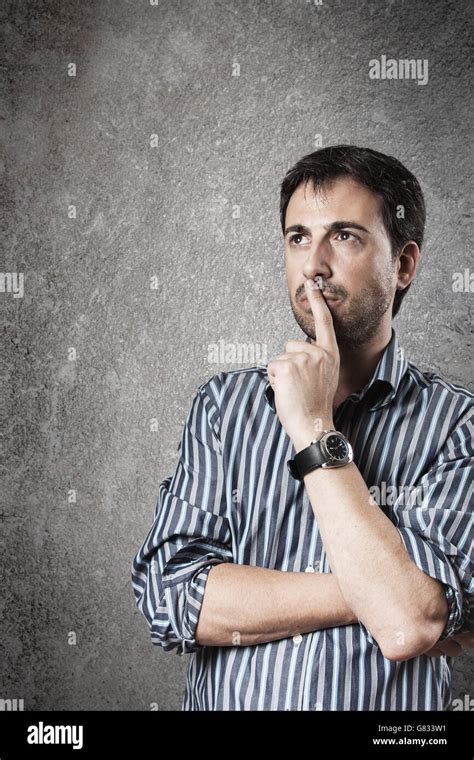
0, 710, 470, 757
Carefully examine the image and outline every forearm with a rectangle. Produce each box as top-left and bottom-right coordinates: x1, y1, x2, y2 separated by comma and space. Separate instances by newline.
195, 562, 357, 647
301, 460, 448, 659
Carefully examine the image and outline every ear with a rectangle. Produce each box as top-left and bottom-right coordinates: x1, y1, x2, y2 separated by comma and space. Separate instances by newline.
395, 241, 420, 292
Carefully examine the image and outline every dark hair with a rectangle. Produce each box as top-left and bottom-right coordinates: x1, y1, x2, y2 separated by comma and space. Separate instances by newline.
280, 145, 426, 317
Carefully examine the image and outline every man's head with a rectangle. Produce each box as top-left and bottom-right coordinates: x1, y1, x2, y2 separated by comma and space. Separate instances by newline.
280, 145, 425, 348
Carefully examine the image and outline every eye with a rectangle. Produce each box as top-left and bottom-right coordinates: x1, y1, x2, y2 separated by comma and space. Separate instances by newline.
289, 233, 310, 246
335, 230, 360, 243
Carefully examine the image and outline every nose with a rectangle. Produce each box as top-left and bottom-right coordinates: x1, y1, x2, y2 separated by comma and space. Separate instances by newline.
302, 239, 332, 283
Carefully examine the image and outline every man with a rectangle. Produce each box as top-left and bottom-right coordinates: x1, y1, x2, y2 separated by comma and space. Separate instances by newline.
131, 145, 473, 710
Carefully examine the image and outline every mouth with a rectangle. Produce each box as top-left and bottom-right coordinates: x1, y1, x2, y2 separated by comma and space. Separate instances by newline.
299, 292, 342, 306
299, 277, 343, 306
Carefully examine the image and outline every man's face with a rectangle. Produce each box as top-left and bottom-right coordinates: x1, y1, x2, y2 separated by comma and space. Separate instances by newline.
284, 177, 398, 348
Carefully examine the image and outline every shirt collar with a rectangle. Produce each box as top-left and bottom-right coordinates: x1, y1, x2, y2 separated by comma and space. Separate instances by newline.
264, 328, 408, 414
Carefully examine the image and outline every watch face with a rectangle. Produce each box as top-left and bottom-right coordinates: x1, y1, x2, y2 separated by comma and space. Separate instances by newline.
325, 433, 349, 461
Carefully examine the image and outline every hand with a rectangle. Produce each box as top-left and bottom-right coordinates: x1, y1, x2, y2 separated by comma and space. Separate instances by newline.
267, 279, 340, 450
425, 630, 474, 657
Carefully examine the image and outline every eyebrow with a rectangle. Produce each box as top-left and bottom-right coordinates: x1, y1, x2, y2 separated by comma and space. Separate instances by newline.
284, 221, 371, 237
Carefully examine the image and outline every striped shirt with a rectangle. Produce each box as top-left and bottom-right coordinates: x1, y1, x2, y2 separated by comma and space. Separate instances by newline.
131, 329, 473, 710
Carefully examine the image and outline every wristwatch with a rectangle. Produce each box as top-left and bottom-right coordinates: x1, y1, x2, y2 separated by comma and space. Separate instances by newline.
287, 430, 353, 481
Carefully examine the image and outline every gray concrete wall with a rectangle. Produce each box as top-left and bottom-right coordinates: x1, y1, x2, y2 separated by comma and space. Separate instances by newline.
2, 0, 472, 710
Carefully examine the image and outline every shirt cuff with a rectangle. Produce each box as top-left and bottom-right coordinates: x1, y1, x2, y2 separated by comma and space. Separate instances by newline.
162, 538, 233, 654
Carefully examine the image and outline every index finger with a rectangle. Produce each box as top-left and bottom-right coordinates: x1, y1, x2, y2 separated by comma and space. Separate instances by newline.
304, 278, 337, 352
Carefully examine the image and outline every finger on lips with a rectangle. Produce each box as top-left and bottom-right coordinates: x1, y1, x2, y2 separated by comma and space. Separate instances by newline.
304, 278, 337, 350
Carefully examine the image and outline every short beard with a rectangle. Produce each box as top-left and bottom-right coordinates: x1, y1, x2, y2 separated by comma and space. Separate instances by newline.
291, 273, 394, 349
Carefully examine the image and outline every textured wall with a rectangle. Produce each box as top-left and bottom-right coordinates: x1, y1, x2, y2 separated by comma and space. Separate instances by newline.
2, 0, 472, 710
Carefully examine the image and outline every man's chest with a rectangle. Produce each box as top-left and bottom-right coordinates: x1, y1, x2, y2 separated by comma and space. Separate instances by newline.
220, 406, 436, 567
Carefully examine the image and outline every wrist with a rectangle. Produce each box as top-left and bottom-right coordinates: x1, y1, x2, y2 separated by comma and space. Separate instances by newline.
292, 418, 335, 453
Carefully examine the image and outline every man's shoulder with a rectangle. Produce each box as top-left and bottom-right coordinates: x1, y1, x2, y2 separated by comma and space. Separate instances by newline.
196, 363, 270, 410
404, 358, 473, 425
405, 359, 473, 400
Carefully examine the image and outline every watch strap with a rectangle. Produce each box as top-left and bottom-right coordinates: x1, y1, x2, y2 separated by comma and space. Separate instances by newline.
287, 439, 325, 481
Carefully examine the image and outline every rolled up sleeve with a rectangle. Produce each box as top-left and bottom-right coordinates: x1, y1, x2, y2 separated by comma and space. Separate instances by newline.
393, 415, 473, 640
131, 378, 233, 654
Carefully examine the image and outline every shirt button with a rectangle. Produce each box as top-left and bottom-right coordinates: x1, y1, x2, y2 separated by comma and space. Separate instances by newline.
293, 634, 303, 645
304, 565, 315, 573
